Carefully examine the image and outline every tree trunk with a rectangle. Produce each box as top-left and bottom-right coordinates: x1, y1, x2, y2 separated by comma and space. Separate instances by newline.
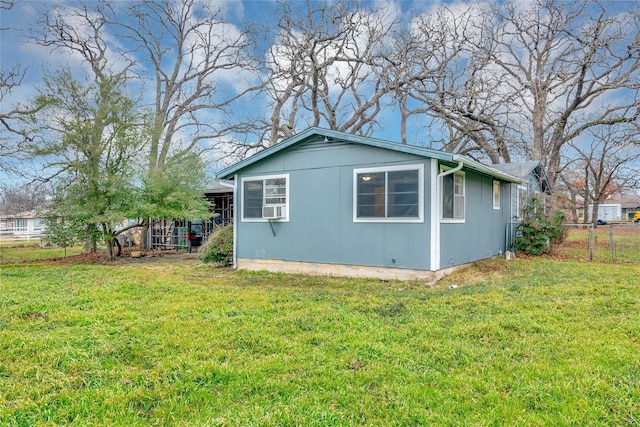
590, 202, 600, 228
113, 237, 122, 257
84, 224, 98, 253
106, 237, 115, 261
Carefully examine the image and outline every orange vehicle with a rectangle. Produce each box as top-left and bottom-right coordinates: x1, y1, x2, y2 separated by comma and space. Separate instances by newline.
633, 211, 640, 223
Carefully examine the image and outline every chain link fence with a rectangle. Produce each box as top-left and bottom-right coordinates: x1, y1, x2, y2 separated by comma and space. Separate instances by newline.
553, 224, 640, 263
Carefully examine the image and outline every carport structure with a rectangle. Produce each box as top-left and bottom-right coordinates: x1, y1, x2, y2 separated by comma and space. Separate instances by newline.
148, 180, 233, 251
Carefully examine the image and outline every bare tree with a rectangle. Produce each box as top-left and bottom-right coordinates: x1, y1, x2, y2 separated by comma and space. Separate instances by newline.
258, 0, 400, 147
0, 183, 50, 215
398, 3, 521, 160
400, 0, 640, 182
31, 0, 259, 169
112, 0, 261, 169
29, 0, 239, 250
567, 125, 640, 225
0, 0, 40, 174
479, 0, 639, 185
0, 63, 33, 173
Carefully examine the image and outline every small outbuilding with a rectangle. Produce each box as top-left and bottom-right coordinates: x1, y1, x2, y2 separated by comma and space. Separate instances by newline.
217, 127, 542, 280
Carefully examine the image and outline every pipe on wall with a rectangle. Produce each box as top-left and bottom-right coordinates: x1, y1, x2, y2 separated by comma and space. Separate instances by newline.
433, 160, 464, 271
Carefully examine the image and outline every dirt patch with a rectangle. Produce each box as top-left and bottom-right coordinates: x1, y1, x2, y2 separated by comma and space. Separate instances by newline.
42, 249, 201, 266
106, 250, 200, 264
432, 258, 509, 289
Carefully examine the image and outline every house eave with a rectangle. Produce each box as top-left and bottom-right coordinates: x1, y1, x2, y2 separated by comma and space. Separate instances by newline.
451, 155, 523, 184
216, 127, 454, 179
217, 127, 522, 183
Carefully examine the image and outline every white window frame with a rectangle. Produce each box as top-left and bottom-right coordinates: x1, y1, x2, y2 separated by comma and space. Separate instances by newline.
441, 167, 465, 223
353, 164, 424, 223
241, 174, 290, 222
34, 217, 46, 231
516, 185, 528, 220
493, 180, 501, 210
12, 218, 28, 232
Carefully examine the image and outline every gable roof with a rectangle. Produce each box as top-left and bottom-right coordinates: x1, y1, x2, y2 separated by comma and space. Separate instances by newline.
490, 161, 540, 178
217, 127, 522, 183
491, 161, 552, 193
605, 193, 640, 209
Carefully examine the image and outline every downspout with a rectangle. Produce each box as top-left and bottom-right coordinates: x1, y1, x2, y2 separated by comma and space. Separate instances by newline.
218, 178, 237, 269
433, 159, 464, 271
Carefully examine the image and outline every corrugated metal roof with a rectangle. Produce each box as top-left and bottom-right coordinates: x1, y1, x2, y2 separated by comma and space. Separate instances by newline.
204, 179, 234, 194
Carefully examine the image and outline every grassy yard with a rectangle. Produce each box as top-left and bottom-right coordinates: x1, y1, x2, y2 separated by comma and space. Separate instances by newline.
0, 253, 639, 426
554, 224, 640, 263
0, 241, 84, 263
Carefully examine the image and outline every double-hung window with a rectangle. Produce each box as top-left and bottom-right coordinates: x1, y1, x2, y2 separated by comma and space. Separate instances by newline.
493, 180, 501, 210
442, 169, 465, 221
516, 185, 528, 220
354, 164, 423, 222
242, 174, 289, 221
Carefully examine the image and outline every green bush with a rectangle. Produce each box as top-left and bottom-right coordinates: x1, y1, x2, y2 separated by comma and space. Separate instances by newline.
513, 196, 566, 256
200, 223, 233, 266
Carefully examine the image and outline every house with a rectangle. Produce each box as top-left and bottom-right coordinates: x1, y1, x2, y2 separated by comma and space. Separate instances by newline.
490, 161, 553, 248
603, 193, 640, 220
491, 161, 552, 220
0, 210, 48, 241
217, 127, 537, 280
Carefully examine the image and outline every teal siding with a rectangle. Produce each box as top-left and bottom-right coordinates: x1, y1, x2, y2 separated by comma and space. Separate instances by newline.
509, 170, 545, 220
236, 139, 433, 270
232, 136, 517, 272
439, 171, 510, 268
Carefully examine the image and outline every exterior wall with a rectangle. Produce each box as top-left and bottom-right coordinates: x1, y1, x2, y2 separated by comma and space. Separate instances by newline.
439, 170, 511, 268
507, 169, 545, 220
235, 139, 434, 271
509, 183, 517, 220
0, 216, 46, 241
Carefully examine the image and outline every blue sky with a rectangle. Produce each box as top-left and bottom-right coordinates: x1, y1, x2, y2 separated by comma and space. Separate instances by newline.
2, 0, 639, 191
0, 0, 417, 185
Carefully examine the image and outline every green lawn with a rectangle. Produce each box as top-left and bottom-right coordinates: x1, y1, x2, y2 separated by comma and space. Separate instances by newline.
1, 254, 639, 426
555, 225, 640, 263
0, 242, 84, 263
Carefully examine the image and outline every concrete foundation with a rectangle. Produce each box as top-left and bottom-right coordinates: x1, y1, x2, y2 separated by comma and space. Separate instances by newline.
236, 258, 468, 282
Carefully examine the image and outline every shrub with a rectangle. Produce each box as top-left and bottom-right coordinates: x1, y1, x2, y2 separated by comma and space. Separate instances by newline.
200, 223, 233, 266
513, 196, 566, 256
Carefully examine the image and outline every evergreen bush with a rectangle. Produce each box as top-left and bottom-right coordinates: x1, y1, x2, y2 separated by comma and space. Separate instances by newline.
513, 196, 566, 256
200, 223, 233, 266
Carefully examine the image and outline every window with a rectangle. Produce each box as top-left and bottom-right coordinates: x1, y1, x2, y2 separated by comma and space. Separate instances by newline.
242, 174, 289, 221
34, 218, 45, 231
442, 170, 465, 221
12, 218, 27, 232
493, 180, 501, 210
516, 186, 528, 220
354, 164, 423, 222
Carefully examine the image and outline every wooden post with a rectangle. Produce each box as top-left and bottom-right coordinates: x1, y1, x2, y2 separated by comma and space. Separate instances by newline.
589, 225, 595, 262
609, 225, 614, 262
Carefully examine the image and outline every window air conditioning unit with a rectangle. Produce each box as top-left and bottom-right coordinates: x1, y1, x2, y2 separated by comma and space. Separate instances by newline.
262, 205, 285, 219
